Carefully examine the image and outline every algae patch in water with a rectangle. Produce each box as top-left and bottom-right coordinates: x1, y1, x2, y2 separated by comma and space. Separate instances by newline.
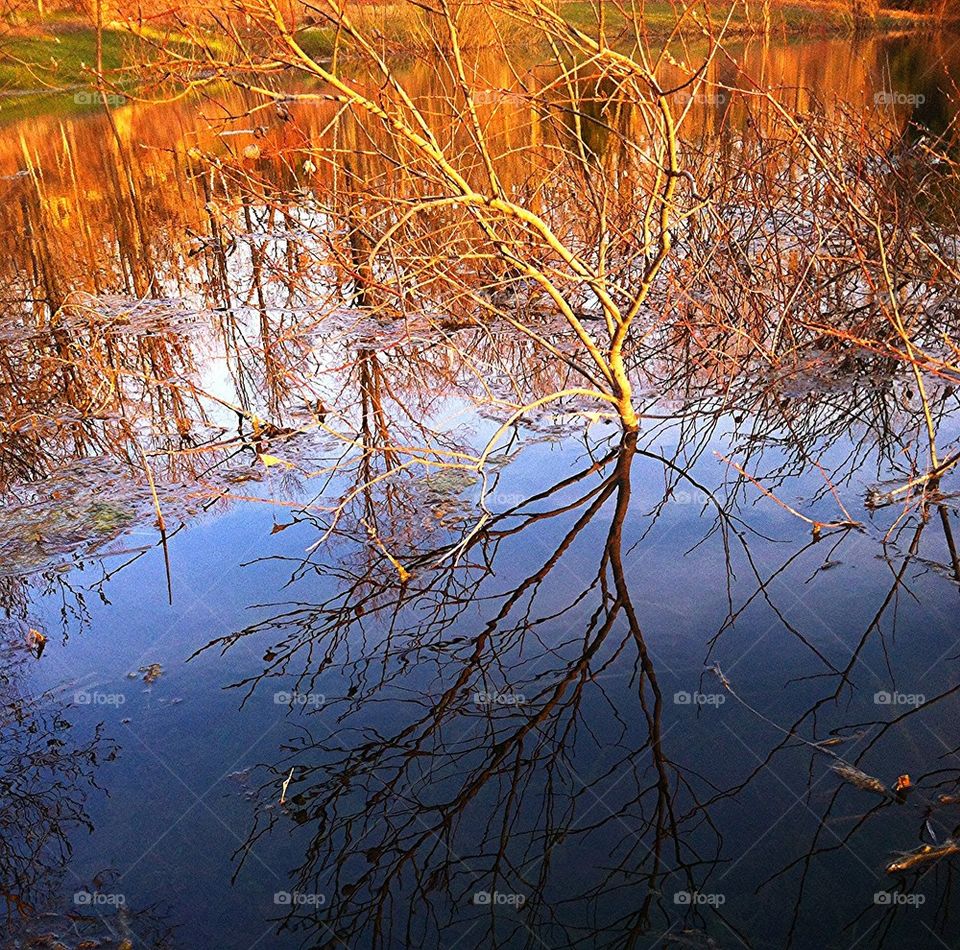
0, 458, 190, 578
87, 500, 136, 533
421, 470, 478, 497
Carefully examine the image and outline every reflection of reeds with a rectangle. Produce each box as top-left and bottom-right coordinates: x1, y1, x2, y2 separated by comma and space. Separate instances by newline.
4, 6, 960, 518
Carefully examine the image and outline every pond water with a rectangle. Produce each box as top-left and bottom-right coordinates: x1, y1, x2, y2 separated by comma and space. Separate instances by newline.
3, 29, 960, 950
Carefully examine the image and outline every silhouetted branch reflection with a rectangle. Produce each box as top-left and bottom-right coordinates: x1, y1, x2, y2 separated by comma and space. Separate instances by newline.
199, 434, 739, 947
0, 619, 178, 948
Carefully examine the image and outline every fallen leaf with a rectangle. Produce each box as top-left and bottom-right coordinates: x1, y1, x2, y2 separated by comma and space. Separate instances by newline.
27, 628, 47, 659
258, 453, 291, 469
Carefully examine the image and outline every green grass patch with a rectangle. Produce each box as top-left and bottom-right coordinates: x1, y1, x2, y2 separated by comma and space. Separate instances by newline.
0, 26, 130, 123
0, 26, 129, 90
561, 1, 679, 33
296, 26, 337, 60
559, 1, 918, 37
0, 19, 221, 123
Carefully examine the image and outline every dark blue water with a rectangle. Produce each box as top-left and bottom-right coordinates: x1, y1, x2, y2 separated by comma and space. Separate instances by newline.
7, 404, 960, 949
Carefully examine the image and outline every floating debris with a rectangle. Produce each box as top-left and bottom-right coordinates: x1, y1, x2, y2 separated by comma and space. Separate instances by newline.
663, 929, 721, 949
421, 469, 478, 498
280, 766, 295, 805
812, 734, 857, 748
0, 458, 193, 579
222, 467, 265, 484
831, 761, 889, 797
894, 774, 912, 793
26, 627, 47, 659
887, 840, 960, 875
138, 663, 164, 685
88, 501, 136, 533
893, 773, 914, 803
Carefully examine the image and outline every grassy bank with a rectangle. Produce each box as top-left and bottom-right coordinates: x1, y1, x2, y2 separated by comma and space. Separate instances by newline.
293, 0, 950, 58
0, 1, 950, 121
560, 0, 941, 38
0, 15, 220, 121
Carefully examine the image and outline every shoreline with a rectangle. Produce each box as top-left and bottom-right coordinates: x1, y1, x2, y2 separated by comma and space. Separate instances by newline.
0, 5, 954, 121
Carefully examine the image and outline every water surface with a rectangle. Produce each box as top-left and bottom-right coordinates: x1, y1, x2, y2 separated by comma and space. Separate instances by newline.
3, 30, 960, 950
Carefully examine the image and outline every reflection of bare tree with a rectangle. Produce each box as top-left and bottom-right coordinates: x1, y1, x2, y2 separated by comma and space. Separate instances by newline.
176, 351, 960, 949
199, 434, 769, 948
0, 616, 179, 948
0, 622, 107, 919
2, 270, 958, 947
682, 499, 960, 950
